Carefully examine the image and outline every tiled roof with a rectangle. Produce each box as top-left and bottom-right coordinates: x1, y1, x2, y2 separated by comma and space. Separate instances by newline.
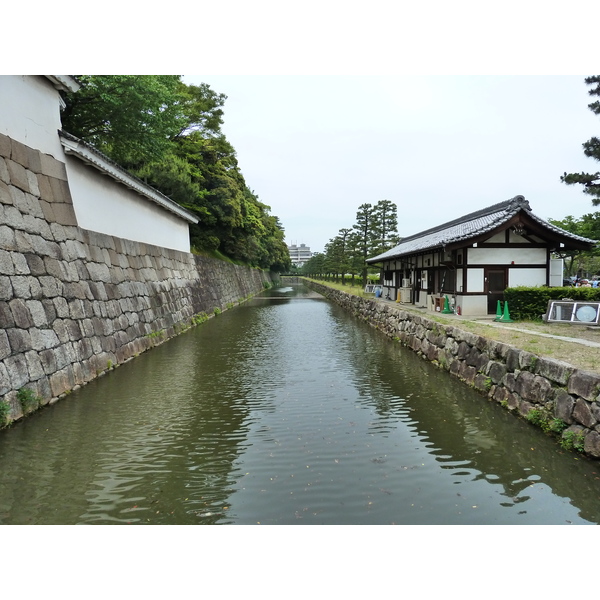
367, 195, 596, 263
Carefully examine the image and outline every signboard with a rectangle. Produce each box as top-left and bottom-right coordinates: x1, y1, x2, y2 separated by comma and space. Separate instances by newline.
546, 301, 600, 325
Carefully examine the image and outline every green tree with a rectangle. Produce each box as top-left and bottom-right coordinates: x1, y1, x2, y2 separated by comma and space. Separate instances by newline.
549, 213, 600, 277
373, 199, 399, 255
562, 76, 600, 203
353, 203, 378, 286
61, 75, 187, 169
302, 252, 326, 278
61, 76, 290, 271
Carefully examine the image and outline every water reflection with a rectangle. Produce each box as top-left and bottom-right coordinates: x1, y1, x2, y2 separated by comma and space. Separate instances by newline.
0, 282, 599, 524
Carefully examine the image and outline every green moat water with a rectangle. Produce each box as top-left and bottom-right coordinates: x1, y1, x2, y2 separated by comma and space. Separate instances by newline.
1, 283, 599, 524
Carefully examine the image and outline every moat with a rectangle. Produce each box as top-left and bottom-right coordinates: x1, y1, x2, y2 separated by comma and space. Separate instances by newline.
1, 283, 599, 524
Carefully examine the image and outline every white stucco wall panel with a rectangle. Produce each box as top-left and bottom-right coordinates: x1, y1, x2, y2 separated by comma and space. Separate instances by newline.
0, 76, 65, 158
65, 157, 191, 252
508, 268, 546, 287
457, 295, 488, 316
468, 248, 546, 265
467, 268, 485, 293
468, 247, 546, 265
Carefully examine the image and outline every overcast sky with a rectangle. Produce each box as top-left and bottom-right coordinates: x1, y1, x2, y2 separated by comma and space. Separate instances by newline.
183, 75, 600, 254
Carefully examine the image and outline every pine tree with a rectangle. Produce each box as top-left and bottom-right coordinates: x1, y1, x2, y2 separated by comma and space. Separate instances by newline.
373, 199, 399, 255
562, 76, 600, 203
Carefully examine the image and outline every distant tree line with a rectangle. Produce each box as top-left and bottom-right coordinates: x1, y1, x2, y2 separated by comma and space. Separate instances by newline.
301, 200, 400, 286
60, 75, 291, 272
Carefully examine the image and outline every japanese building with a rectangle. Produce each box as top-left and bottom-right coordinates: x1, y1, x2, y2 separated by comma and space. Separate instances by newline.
366, 195, 597, 316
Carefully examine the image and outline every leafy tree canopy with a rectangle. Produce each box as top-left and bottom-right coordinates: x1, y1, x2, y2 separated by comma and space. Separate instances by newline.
61, 75, 290, 271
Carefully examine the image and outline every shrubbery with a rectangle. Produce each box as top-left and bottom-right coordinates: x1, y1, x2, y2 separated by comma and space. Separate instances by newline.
503, 286, 600, 320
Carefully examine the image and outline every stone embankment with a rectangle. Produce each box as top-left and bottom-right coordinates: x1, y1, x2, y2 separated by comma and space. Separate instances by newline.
306, 280, 600, 459
0, 132, 273, 425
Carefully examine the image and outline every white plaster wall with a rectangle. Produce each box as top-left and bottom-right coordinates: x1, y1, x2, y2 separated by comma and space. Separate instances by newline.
65, 157, 191, 252
456, 268, 464, 292
0, 76, 65, 158
467, 268, 485, 293
508, 268, 546, 287
468, 247, 546, 265
457, 295, 488, 316
485, 231, 505, 243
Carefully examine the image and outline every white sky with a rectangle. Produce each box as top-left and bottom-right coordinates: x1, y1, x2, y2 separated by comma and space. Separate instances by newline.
14, 2, 600, 257
184, 74, 600, 253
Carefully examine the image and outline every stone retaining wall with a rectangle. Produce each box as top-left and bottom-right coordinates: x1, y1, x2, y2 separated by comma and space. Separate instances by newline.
0, 132, 272, 424
306, 280, 600, 459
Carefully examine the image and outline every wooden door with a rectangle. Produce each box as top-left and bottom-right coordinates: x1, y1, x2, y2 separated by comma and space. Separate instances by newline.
485, 268, 507, 314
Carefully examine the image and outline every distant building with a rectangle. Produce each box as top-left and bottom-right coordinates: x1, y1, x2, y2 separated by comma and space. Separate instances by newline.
288, 243, 312, 267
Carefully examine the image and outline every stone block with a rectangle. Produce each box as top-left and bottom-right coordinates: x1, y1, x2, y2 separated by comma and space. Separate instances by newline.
534, 356, 574, 386
2, 205, 25, 230
0, 329, 9, 360
26, 171, 40, 196
11, 252, 30, 275
30, 235, 62, 259
9, 298, 33, 328
23, 253, 46, 276
26, 299, 48, 327
37, 174, 54, 202
567, 370, 600, 402
0, 276, 12, 301
7, 327, 32, 353
14, 230, 33, 253
584, 430, 600, 458
5, 353, 30, 389
40, 298, 56, 321
11, 275, 33, 299
40, 154, 67, 181
52, 202, 77, 226
554, 389, 575, 423
39, 348, 58, 374
39, 275, 61, 298
25, 146, 42, 174
49, 370, 70, 397
573, 398, 597, 429
29, 328, 59, 351
10, 138, 30, 169
0, 133, 11, 158
0, 225, 18, 251
6, 159, 29, 192
0, 179, 11, 203
0, 248, 16, 275
25, 350, 45, 381
487, 361, 507, 384
0, 363, 10, 396
0, 301, 14, 328
506, 348, 521, 372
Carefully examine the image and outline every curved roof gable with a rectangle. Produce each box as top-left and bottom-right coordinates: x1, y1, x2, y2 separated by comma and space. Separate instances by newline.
367, 195, 597, 263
